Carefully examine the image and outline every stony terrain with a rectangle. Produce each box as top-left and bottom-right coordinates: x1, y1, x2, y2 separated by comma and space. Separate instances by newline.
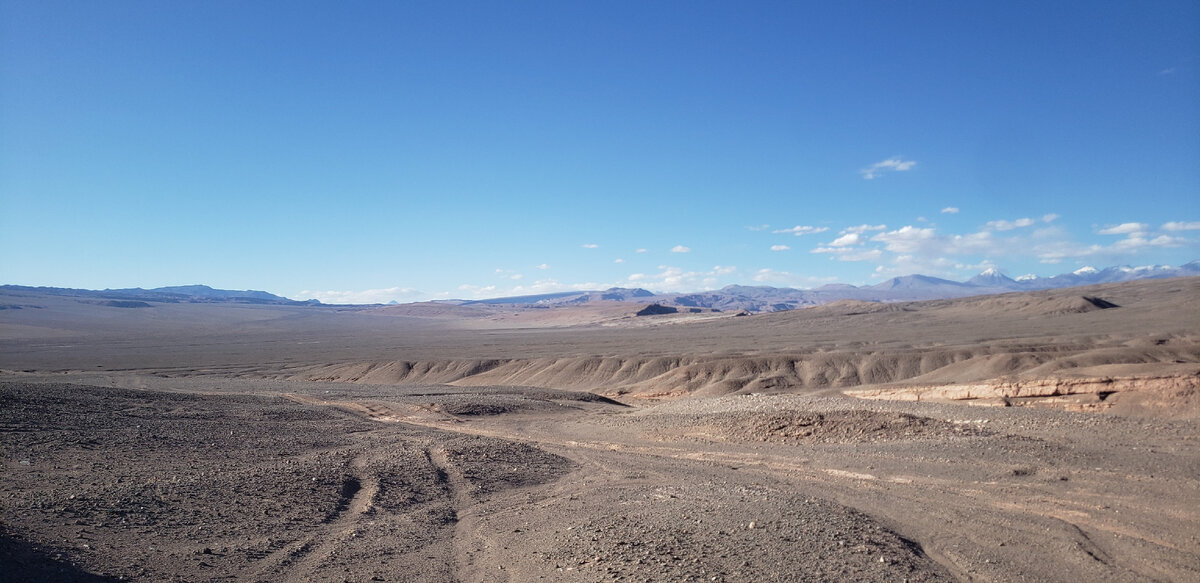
2, 278, 1199, 581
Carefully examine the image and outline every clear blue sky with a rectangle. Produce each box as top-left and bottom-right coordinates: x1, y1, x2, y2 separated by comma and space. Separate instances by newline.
2, 1, 1197, 303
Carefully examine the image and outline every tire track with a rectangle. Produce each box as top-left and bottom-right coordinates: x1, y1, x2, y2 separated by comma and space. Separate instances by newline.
426, 446, 491, 583
252, 453, 380, 582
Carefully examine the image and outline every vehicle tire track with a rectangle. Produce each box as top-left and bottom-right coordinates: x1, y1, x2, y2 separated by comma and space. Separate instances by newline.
426, 446, 490, 583
252, 452, 380, 582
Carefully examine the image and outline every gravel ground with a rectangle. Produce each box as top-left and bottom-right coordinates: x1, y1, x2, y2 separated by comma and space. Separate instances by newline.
3, 376, 1198, 582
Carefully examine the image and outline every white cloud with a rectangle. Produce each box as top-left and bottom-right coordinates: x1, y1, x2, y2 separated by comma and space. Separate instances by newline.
960, 259, 999, 272
944, 230, 996, 255
772, 225, 830, 236
616, 265, 737, 291
1032, 229, 1104, 263
811, 247, 883, 262
507, 279, 606, 295
751, 268, 838, 287
1163, 221, 1200, 231
842, 224, 887, 234
456, 284, 499, 297
1112, 234, 1187, 251
1033, 222, 1191, 263
440, 215, 1194, 301
1097, 223, 1148, 235
871, 226, 937, 253
870, 254, 961, 279
941, 207, 959, 214
747, 224, 771, 231
298, 286, 424, 305
635, 248, 647, 253
779, 215, 1199, 279
454, 278, 617, 300
582, 243, 599, 249
861, 157, 916, 180
671, 245, 691, 253
986, 218, 1036, 231
828, 233, 861, 247
1151, 235, 1187, 245
752, 268, 788, 282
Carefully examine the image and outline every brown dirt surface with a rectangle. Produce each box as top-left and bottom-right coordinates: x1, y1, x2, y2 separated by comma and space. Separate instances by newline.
2, 277, 1199, 581
632, 409, 988, 445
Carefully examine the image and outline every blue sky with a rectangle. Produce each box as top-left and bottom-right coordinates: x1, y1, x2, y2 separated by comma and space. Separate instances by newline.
2, 1, 1198, 303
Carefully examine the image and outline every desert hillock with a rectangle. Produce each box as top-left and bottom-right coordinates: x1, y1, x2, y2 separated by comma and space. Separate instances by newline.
636, 304, 678, 316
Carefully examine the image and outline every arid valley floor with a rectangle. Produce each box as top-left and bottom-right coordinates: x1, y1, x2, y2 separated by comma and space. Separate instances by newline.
2, 278, 1199, 582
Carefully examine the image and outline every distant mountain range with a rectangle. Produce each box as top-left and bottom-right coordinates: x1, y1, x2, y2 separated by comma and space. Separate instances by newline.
3, 261, 1198, 312
0, 284, 317, 306
453, 260, 1200, 313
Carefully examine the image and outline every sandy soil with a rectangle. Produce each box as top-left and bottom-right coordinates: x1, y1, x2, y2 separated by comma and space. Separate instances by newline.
2, 278, 1199, 581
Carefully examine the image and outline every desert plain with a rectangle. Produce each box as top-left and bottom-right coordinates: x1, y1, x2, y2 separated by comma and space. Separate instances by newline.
2, 277, 1199, 582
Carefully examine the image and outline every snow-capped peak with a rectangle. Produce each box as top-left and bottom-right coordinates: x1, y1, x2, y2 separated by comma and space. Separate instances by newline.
979, 267, 1001, 277
1073, 266, 1098, 275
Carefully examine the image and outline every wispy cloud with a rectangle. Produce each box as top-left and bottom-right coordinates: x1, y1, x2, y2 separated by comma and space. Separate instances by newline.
842, 224, 887, 234
457, 284, 498, 295
747, 224, 771, 231
751, 268, 838, 287
1034, 223, 1188, 263
861, 157, 916, 180
454, 278, 613, 300
871, 226, 937, 253
985, 217, 1037, 231
770, 244, 790, 251
1111, 234, 1187, 250
941, 207, 959, 214
772, 225, 830, 236
1097, 222, 1148, 235
622, 265, 737, 291
582, 243, 599, 249
828, 233, 861, 247
536, 263, 550, 270
297, 286, 424, 305
1163, 221, 1200, 231
671, 245, 691, 253
811, 246, 884, 262
635, 248, 647, 253
614, 258, 625, 263
870, 255, 961, 279
831, 217, 1195, 273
